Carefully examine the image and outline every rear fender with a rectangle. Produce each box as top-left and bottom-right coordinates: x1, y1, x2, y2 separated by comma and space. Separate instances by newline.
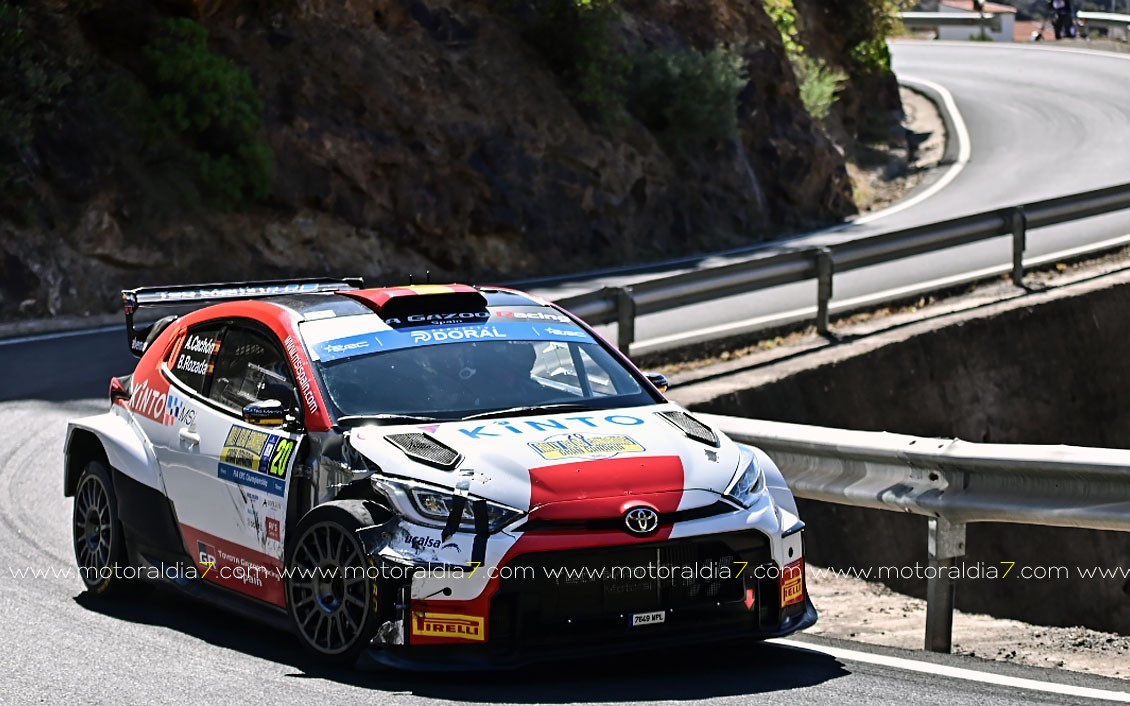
64, 413, 161, 497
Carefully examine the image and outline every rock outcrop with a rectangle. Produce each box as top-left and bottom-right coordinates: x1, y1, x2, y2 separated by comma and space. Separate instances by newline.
0, 0, 861, 319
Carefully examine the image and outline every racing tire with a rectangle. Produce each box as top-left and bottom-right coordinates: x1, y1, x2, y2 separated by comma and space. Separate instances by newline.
72, 460, 133, 597
285, 500, 386, 665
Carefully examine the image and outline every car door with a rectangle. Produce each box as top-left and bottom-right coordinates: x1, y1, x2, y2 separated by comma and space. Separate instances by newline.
156, 321, 303, 607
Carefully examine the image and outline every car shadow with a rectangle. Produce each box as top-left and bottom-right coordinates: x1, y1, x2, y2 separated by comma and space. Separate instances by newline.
76, 589, 848, 700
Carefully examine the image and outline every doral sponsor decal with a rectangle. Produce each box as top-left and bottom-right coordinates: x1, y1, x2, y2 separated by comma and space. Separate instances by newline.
283, 335, 319, 414
129, 374, 171, 424
411, 612, 485, 642
458, 414, 645, 439
529, 433, 645, 461
410, 326, 506, 344
217, 425, 295, 497
384, 312, 491, 326
781, 559, 805, 607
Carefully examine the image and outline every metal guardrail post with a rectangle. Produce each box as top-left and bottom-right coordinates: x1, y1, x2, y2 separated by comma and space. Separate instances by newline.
816, 248, 834, 336
615, 287, 636, 355
1011, 207, 1027, 287
925, 516, 967, 653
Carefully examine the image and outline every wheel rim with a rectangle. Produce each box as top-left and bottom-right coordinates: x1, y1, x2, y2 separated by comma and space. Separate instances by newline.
73, 474, 112, 579
288, 522, 370, 655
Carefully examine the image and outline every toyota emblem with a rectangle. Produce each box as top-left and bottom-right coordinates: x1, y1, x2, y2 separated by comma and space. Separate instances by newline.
624, 506, 660, 536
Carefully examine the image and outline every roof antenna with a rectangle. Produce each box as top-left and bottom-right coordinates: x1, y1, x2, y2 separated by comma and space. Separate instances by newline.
426, 270, 431, 284
408, 273, 414, 285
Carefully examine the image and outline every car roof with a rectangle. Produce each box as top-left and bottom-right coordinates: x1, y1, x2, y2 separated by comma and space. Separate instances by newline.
264, 285, 549, 322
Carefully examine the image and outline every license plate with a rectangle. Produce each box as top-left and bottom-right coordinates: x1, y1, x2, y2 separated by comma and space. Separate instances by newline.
630, 610, 665, 626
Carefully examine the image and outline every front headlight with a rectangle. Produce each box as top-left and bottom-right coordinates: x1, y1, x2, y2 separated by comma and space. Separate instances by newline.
409, 488, 521, 532
371, 477, 523, 533
724, 446, 765, 508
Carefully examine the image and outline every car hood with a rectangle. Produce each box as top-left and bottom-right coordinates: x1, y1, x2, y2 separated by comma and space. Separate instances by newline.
346, 403, 742, 516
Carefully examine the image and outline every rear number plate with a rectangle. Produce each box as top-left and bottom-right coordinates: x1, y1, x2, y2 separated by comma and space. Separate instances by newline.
630, 610, 665, 626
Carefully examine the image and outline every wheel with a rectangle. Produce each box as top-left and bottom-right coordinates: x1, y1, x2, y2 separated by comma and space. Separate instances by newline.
72, 460, 132, 597
285, 500, 386, 665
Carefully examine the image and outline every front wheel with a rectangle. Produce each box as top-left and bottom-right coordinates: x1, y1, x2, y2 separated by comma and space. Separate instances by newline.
285, 501, 386, 665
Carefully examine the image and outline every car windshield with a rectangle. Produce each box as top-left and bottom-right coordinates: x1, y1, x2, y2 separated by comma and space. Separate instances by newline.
301, 307, 655, 421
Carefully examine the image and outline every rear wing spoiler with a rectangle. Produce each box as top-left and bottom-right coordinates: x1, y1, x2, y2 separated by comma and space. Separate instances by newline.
121, 277, 364, 357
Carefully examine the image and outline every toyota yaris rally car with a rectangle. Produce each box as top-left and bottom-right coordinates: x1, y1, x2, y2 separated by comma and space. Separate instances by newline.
65, 278, 816, 668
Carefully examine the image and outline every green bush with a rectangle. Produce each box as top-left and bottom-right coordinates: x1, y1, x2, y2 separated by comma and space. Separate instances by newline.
500, 1, 747, 147
501, 0, 628, 122
765, 0, 846, 122
792, 54, 846, 121
626, 46, 747, 147
139, 18, 271, 208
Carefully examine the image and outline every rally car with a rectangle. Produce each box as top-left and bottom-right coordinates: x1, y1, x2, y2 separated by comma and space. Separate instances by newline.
65, 278, 816, 668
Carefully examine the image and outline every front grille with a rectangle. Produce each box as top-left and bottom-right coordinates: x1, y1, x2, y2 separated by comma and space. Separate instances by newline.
494, 531, 773, 647
657, 410, 719, 447
384, 433, 462, 470
514, 501, 733, 534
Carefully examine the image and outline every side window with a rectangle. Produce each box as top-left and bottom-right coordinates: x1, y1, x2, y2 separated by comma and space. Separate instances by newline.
208, 326, 297, 415
168, 325, 224, 394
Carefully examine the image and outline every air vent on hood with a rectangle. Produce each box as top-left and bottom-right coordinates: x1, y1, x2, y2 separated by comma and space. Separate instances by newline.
656, 410, 720, 448
384, 433, 463, 470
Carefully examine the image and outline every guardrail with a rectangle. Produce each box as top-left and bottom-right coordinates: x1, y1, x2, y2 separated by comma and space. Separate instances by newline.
1077, 11, 1130, 33
700, 413, 1130, 653
556, 181, 1130, 354
901, 11, 1002, 33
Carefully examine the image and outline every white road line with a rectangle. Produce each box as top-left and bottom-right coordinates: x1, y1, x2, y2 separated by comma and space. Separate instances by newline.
0, 325, 120, 347
853, 76, 972, 225
771, 638, 1130, 703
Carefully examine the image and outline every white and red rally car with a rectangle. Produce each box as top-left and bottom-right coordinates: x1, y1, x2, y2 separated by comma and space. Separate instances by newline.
65, 278, 815, 668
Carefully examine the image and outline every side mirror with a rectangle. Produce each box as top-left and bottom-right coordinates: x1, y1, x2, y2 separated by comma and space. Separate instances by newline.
242, 399, 288, 428
645, 372, 669, 393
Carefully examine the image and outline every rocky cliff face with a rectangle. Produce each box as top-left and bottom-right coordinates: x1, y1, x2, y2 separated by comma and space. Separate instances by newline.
0, 0, 858, 320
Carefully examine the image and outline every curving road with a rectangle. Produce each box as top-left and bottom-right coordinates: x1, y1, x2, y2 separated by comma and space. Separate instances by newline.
530, 42, 1130, 355
4, 42, 1130, 704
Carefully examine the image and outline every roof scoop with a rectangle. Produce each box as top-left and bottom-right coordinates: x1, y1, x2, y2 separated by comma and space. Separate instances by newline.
656, 410, 720, 448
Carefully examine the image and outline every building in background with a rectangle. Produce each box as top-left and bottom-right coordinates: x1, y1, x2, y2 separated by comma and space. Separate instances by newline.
937, 0, 1018, 41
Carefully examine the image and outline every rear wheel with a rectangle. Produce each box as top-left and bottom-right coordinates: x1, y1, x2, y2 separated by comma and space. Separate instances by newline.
285, 501, 385, 664
72, 460, 132, 597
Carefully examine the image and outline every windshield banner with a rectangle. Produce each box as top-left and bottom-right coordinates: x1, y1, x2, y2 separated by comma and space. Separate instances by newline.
311, 320, 591, 362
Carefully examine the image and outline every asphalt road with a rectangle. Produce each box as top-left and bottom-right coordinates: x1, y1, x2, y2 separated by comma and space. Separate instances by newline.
4, 41, 1130, 705
530, 42, 1130, 355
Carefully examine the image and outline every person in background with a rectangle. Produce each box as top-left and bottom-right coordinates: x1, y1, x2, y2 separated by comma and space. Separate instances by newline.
1049, 0, 1077, 39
